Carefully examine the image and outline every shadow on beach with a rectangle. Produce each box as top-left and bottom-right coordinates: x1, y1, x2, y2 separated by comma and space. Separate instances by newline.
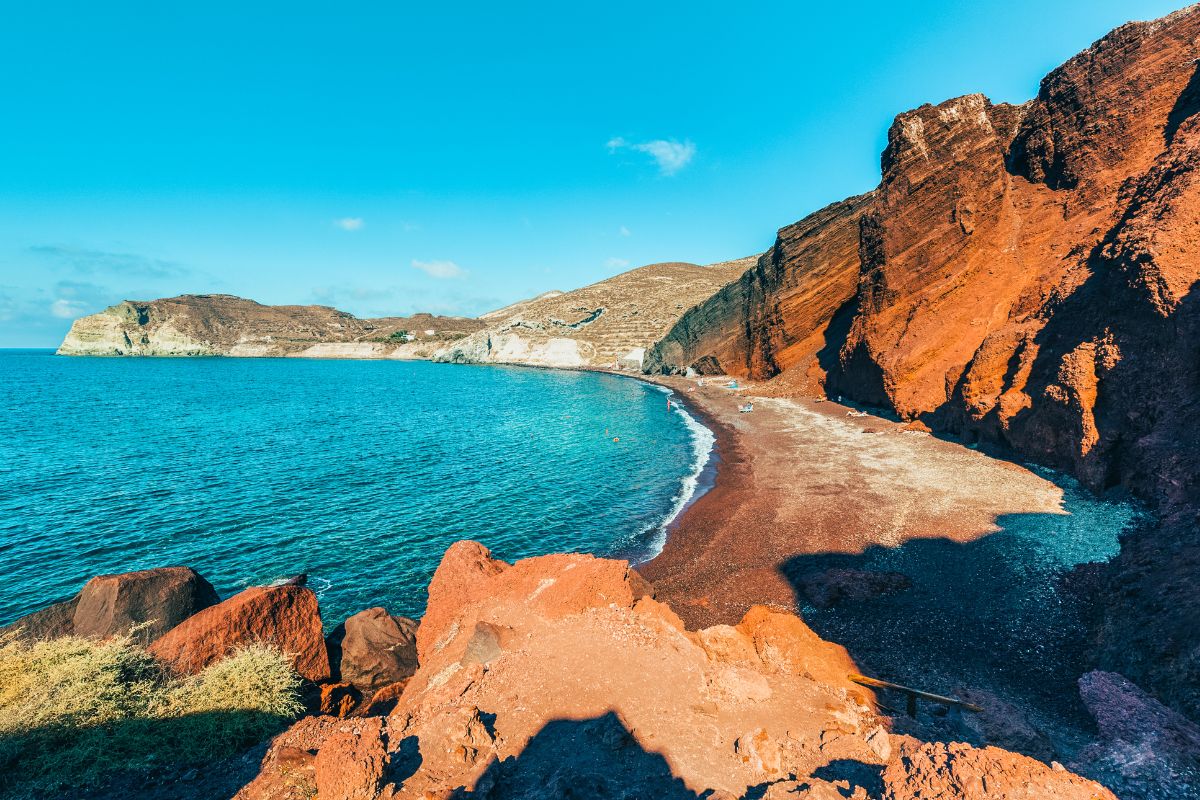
779, 493, 1140, 750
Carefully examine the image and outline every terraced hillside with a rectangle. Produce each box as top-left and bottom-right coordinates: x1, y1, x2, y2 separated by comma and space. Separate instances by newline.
434, 258, 755, 370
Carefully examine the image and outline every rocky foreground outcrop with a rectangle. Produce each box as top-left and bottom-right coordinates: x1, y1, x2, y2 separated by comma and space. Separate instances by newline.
235, 542, 1113, 800
4, 548, 1140, 798
647, 4, 1200, 723
57, 294, 483, 357
435, 259, 755, 370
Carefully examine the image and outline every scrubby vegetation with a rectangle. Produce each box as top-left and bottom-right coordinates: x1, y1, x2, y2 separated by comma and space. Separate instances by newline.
0, 631, 303, 796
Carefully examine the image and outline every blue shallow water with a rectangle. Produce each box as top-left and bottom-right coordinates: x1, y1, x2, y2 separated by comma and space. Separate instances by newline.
0, 351, 708, 626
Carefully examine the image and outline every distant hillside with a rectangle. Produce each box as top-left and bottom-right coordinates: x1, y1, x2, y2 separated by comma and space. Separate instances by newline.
434, 257, 756, 370
57, 294, 484, 358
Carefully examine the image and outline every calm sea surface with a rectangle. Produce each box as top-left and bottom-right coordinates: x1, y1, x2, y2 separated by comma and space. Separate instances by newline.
0, 351, 711, 626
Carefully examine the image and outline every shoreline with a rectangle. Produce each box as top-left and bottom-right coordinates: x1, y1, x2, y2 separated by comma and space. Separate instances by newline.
634, 381, 719, 561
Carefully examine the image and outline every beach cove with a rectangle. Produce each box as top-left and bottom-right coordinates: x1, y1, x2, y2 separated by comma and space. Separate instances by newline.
643, 373, 1140, 750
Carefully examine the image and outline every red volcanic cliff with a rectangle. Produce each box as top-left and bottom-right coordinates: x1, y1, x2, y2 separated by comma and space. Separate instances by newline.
648, 5, 1200, 720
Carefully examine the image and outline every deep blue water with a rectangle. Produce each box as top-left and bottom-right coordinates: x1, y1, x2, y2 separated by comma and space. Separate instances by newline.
0, 351, 711, 626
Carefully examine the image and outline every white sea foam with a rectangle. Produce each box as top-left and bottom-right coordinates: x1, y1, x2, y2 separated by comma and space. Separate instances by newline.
636, 389, 716, 562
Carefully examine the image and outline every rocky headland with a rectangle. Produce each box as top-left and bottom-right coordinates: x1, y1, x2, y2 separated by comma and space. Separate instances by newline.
56, 294, 484, 358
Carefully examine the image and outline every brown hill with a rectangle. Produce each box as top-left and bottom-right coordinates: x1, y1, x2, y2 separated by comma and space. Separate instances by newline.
436, 258, 755, 370
647, 5, 1200, 721
57, 294, 483, 358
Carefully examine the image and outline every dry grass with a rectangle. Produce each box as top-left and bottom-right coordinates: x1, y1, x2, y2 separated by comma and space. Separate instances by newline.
0, 630, 303, 795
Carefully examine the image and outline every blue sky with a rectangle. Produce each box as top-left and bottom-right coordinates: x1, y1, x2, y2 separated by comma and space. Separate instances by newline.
0, 1, 1185, 346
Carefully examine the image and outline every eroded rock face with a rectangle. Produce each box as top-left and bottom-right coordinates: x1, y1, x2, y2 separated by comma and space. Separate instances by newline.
313, 718, 390, 800
149, 584, 330, 681
646, 195, 873, 390
329, 608, 419, 692
647, 5, 1200, 721
236, 541, 1110, 800
3, 566, 217, 643
57, 295, 483, 358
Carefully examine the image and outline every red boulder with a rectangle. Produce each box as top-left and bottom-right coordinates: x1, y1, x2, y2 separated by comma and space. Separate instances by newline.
328, 607, 418, 692
149, 584, 330, 681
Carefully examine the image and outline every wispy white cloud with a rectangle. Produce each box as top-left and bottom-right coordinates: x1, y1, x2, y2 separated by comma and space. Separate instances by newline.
605, 257, 630, 271
30, 245, 190, 279
412, 259, 466, 279
606, 137, 696, 175
619, 225, 631, 237
333, 217, 365, 231
50, 298, 88, 318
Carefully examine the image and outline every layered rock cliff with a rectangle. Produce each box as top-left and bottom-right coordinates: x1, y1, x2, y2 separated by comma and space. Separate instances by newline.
57, 294, 484, 358
435, 258, 754, 370
647, 5, 1200, 722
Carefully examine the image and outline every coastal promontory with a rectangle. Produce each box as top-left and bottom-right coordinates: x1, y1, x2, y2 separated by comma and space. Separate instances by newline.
56, 294, 484, 358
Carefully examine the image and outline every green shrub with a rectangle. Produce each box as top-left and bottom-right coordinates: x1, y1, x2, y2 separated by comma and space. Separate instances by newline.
0, 631, 303, 796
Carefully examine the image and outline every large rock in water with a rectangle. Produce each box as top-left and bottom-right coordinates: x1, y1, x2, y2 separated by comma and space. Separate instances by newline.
149, 584, 330, 681
327, 607, 418, 692
3, 566, 218, 643
235, 540, 1111, 800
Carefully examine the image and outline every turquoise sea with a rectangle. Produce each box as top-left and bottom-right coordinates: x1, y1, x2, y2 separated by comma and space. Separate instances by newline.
0, 351, 712, 627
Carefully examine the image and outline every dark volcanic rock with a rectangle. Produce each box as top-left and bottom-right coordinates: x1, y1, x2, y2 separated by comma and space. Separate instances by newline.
73, 567, 220, 642
1071, 670, 1200, 799
3, 567, 217, 643
2, 597, 79, 640
327, 607, 418, 692
954, 687, 1057, 764
149, 584, 330, 681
